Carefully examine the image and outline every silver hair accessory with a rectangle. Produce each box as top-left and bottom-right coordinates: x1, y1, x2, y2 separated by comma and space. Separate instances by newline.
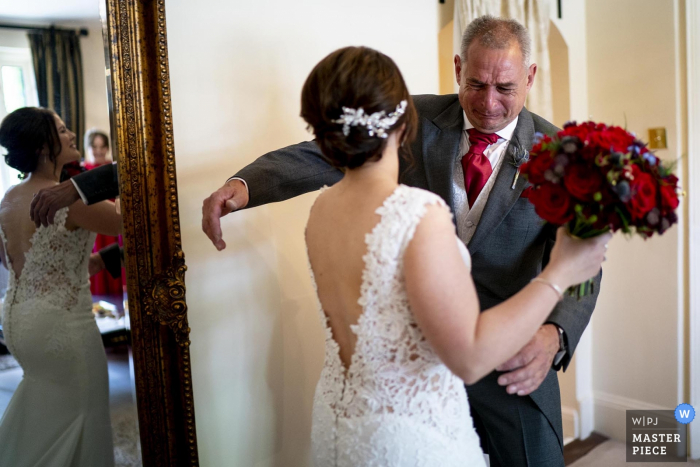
333, 100, 407, 139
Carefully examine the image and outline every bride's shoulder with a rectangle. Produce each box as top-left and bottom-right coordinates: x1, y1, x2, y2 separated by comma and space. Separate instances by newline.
396, 185, 450, 213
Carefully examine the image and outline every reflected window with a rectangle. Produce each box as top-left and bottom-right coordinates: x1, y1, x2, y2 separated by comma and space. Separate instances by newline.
0, 46, 38, 196
1, 66, 27, 114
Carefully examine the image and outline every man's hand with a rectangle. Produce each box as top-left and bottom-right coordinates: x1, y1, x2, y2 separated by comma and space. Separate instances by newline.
30, 181, 81, 227
88, 252, 107, 276
202, 179, 249, 251
495, 324, 560, 396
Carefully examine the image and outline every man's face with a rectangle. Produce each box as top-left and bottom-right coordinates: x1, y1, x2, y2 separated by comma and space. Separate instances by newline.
455, 41, 536, 133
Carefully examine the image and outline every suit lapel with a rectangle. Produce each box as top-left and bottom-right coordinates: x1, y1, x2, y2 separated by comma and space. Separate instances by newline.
422, 100, 464, 214
467, 108, 534, 254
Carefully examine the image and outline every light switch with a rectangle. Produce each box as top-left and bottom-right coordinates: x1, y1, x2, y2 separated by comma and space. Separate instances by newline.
648, 127, 667, 149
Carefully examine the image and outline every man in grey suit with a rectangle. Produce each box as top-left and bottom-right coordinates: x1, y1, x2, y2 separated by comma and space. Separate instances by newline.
202, 16, 600, 467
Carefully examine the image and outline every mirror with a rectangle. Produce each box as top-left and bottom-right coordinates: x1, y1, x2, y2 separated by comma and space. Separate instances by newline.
162, 0, 686, 466
0, 5, 143, 467
0, 0, 197, 467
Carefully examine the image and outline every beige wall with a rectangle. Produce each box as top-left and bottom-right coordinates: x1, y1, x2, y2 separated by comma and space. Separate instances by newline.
165, 1, 439, 465
586, 0, 685, 441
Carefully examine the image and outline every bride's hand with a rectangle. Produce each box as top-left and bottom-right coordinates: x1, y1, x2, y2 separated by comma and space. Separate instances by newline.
542, 227, 612, 289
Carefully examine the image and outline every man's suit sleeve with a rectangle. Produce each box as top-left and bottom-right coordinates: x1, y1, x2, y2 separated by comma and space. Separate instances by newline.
542, 231, 602, 372
72, 163, 120, 205
233, 141, 344, 209
530, 113, 600, 372
97, 243, 123, 279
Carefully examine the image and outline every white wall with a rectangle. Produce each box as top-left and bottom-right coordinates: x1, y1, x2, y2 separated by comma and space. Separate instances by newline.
549, 0, 592, 441
165, 1, 439, 465
586, 0, 686, 441
0, 29, 30, 48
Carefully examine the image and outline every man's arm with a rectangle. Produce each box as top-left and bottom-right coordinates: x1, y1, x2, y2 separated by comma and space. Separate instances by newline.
30, 163, 120, 227
234, 141, 343, 209
494, 237, 601, 396
542, 234, 602, 371
202, 141, 343, 249
72, 163, 119, 205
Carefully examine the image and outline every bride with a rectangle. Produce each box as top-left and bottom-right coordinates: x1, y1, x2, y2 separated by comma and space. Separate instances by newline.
0, 107, 122, 466
302, 47, 610, 466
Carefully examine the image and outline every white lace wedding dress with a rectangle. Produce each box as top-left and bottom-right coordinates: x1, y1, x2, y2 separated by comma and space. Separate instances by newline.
309, 185, 486, 467
0, 207, 114, 467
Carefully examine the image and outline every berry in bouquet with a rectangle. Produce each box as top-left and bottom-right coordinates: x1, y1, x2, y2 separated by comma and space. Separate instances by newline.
518, 121, 680, 298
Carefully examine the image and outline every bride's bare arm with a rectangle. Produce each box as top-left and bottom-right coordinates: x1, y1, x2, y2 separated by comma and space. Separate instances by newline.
66, 200, 122, 236
404, 205, 608, 385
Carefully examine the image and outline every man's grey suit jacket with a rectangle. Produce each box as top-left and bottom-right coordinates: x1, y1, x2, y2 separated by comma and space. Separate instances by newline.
235, 94, 601, 448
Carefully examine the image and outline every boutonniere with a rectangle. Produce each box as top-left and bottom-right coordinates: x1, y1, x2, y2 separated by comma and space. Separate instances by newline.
509, 143, 530, 189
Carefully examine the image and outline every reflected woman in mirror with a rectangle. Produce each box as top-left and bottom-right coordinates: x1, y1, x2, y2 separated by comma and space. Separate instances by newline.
301, 47, 609, 466
84, 128, 113, 170
83, 129, 123, 296
0, 107, 121, 467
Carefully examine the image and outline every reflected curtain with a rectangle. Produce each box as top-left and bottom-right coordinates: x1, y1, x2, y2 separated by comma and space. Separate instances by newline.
453, 0, 553, 123
27, 28, 85, 154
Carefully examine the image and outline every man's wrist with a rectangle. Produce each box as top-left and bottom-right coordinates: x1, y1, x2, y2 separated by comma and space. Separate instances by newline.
546, 323, 567, 369
226, 177, 249, 195
69, 178, 89, 204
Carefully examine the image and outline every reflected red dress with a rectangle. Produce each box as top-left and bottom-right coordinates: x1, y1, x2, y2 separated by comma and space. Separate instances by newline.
84, 162, 125, 296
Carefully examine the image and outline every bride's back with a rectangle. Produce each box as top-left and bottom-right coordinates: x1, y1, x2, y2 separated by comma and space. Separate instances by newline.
0, 181, 48, 279
0, 178, 96, 310
305, 183, 398, 370
298, 46, 418, 372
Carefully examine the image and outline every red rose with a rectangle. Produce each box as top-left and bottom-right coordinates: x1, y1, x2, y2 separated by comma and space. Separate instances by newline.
564, 164, 604, 201
560, 125, 591, 143
521, 152, 553, 184
660, 184, 679, 212
531, 134, 553, 154
627, 165, 658, 220
607, 126, 635, 152
529, 183, 574, 225
596, 208, 624, 231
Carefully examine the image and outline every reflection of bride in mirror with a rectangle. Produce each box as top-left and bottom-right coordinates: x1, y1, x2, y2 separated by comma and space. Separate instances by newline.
0, 107, 121, 466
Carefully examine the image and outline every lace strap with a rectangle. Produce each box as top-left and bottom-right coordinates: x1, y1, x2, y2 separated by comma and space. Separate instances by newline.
394, 187, 452, 255
0, 222, 10, 270
51, 207, 71, 231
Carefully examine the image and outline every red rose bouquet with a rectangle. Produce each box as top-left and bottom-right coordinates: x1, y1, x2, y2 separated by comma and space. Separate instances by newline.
519, 121, 680, 298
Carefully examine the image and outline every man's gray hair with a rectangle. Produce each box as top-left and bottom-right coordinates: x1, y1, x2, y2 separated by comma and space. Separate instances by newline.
460, 15, 531, 66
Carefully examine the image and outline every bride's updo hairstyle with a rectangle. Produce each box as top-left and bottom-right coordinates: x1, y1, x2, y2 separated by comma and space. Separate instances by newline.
301, 46, 417, 169
0, 107, 61, 176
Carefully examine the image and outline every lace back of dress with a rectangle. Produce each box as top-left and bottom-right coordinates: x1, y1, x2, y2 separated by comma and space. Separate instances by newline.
2, 207, 93, 308
312, 186, 463, 441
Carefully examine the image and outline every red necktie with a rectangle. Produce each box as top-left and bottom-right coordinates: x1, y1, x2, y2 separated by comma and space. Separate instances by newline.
462, 129, 499, 208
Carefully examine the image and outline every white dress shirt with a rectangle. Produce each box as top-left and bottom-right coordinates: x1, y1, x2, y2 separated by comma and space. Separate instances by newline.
70, 178, 90, 204
452, 114, 518, 244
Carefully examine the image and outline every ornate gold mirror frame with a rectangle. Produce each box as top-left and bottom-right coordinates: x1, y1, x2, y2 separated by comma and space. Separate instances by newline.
105, 1, 198, 465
